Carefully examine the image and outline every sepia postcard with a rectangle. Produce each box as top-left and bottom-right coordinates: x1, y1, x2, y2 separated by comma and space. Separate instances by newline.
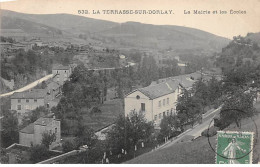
0, 0, 260, 165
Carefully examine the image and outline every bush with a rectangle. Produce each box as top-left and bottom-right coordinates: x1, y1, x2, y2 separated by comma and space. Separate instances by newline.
201, 126, 219, 137
62, 140, 77, 153
29, 144, 50, 163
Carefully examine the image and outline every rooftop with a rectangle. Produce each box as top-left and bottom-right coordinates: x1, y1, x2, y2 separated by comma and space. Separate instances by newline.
34, 117, 56, 126
20, 123, 34, 134
11, 89, 46, 99
137, 80, 179, 99
20, 117, 57, 134
52, 64, 70, 70
156, 72, 202, 89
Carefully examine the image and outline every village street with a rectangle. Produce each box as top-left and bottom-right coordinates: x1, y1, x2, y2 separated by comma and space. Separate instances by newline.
0, 74, 54, 97
125, 106, 221, 163
161, 106, 221, 149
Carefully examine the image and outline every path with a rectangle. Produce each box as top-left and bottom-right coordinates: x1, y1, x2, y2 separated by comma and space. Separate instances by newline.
125, 106, 221, 163
0, 74, 54, 97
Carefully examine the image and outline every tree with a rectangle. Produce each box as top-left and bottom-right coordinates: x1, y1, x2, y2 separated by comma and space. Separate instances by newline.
219, 89, 256, 128
29, 144, 50, 163
74, 125, 98, 149
160, 115, 180, 138
62, 140, 77, 153
41, 131, 57, 148
176, 89, 203, 128
207, 76, 223, 106
191, 79, 209, 112
0, 147, 9, 164
1, 110, 19, 147
107, 113, 154, 153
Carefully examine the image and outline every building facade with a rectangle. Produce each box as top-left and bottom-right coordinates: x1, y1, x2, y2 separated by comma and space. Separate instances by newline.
124, 72, 203, 127
11, 89, 47, 115
124, 80, 181, 127
19, 116, 61, 149
52, 64, 72, 85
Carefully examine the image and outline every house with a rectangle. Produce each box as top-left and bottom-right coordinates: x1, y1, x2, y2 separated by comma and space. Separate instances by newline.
19, 116, 61, 149
10, 89, 48, 115
124, 80, 181, 127
125, 72, 204, 127
52, 64, 72, 85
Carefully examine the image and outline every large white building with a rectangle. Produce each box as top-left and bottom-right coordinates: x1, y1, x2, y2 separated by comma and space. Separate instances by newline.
124, 72, 202, 127
125, 80, 181, 126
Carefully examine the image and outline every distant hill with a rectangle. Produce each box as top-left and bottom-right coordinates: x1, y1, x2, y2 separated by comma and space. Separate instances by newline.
1, 10, 118, 35
97, 21, 229, 51
1, 16, 64, 38
1, 9, 230, 53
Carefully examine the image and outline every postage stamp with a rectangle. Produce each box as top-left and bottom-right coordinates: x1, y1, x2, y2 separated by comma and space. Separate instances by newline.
216, 131, 254, 164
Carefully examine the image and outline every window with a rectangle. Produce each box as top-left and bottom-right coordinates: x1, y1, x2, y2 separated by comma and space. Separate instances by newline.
26, 99, 29, 103
171, 108, 173, 115
141, 103, 145, 111
163, 99, 165, 106
167, 98, 169, 105
17, 105, 21, 110
56, 70, 59, 74
154, 115, 157, 120
167, 110, 169, 116
18, 99, 21, 103
159, 113, 162, 119
158, 101, 161, 107
34, 99, 37, 103
55, 128, 57, 133
136, 95, 140, 99
163, 112, 166, 117
65, 70, 66, 73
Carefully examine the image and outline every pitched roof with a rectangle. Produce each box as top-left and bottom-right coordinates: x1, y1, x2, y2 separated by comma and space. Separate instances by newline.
34, 117, 55, 126
11, 89, 46, 99
20, 123, 34, 134
157, 72, 202, 89
137, 80, 179, 99
52, 64, 70, 70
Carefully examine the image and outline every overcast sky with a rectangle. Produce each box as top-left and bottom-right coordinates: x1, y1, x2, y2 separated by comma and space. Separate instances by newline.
1, 0, 260, 39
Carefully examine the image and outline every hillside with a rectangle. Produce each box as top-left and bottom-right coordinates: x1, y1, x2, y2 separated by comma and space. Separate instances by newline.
98, 22, 229, 51
246, 32, 260, 46
1, 10, 118, 36
1, 10, 229, 53
125, 113, 260, 164
1, 16, 64, 38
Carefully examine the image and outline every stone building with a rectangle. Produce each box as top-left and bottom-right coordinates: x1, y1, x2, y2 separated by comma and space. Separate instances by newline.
19, 116, 61, 149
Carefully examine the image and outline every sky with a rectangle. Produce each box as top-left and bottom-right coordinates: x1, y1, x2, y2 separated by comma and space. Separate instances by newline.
1, 0, 260, 39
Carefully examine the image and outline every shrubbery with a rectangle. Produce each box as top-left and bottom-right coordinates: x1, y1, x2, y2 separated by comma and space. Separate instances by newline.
201, 126, 219, 137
